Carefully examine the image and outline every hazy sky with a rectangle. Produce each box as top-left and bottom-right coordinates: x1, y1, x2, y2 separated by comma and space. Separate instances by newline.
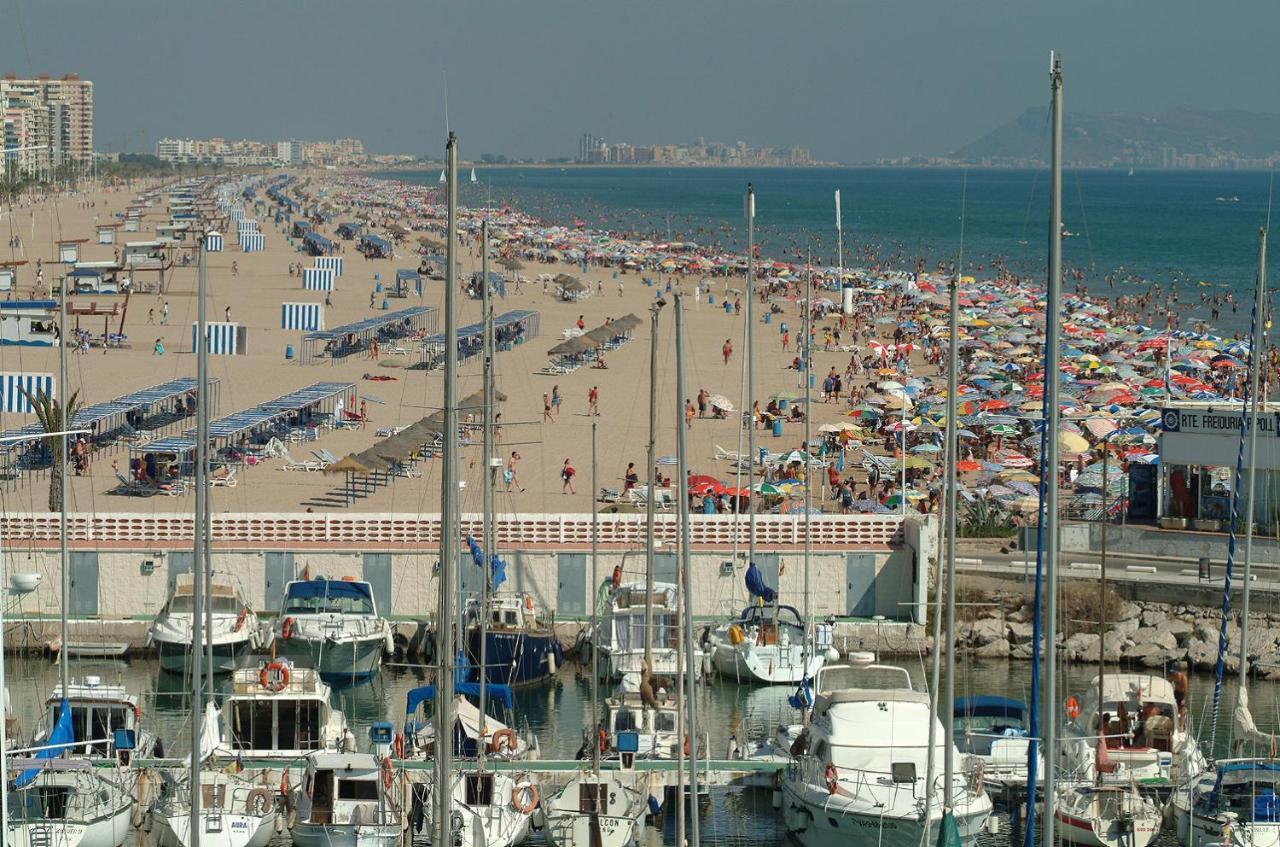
5, 0, 1279, 162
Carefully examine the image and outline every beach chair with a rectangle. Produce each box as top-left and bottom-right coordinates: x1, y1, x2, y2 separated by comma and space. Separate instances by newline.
111, 472, 156, 497
210, 467, 237, 487
312, 449, 340, 466
156, 480, 186, 496
715, 444, 745, 462
280, 448, 324, 472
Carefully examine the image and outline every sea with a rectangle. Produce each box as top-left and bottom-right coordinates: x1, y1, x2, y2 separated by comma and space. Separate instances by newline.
385, 165, 1279, 333
7, 652, 1277, 846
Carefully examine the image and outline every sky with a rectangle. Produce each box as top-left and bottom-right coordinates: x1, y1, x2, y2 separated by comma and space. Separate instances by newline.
5, 0, 1280, 163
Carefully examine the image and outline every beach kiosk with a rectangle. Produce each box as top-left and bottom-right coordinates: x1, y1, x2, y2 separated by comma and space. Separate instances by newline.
391, 269, 421, 298
57, 238, 88, 264
0, 300, 59, 347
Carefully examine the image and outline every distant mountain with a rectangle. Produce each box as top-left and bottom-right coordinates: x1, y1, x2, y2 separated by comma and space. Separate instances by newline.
951, 107, 1280, 167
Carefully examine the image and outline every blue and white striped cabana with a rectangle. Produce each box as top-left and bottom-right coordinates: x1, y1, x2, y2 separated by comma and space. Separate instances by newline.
281, 302, 324, 331
204, 231, 224, 252
0, 372, 53, 413
315, 256, 343, 277
241, 233, 265, 253
192, 322, 241, 355
302, 267, 336, 291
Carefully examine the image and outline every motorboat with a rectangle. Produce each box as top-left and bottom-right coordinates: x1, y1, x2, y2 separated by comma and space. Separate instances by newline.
270, 578, 393, 684
954, 695, 1043, 793
5, 761, 134, 847
212, 660, 355, 762
404, 680, 539, 761
1054, 783, 1161, 847
708, 601, 833, 685
150, 765, 278, 847
146, 573, 261, 674
1173, 760, 1280, 847
423, 770, 537, 847
601, 687, 682, 761
465, 592, 564, 687
780, 662, 992, 847
594, 579, 702, 681
1061, 672, 1206, 791
544, 770, 648, 847
289, 752, 402, 847
32, 676, 158, 759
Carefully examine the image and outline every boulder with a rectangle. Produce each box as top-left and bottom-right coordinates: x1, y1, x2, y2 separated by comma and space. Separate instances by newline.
1063, 632, 1100, 662
1008, 621, 1035, 645
967, 618, 1007, 646
1129, 628, 1178, 650
1125, 641, 1180, 668
974, 638, 1011, 658
1186, 639, 1218, 671
1102, 630, 1128, 662
1140, 609, 1168, 628
1010, 643, 1036, 660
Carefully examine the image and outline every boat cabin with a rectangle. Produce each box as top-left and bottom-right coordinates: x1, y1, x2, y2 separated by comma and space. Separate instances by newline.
1196, 761, 1280, 821
42, 677, 145, 758
604, 691, 679, 759
605, 581, 680, 648
731, 603, 805, 646
220, 662, 350, 757
281, 578, 378, 618
953, 696, 1031, 757
405, 681, 519, 758
300, 753, 393, 827
1081, 674, 1180, 754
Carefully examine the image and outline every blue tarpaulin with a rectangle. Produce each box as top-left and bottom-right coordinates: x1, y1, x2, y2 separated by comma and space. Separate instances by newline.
745, 561, 776, 603
405, 681, 516, 716
16, 698, 73, 788
466, 535, 508, 590
284, 579, 372, 602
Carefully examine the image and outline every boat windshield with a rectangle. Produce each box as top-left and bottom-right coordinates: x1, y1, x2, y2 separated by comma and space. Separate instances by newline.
169, 595, 240, 614
816, 664, 913, 695
283, 581, 375, 616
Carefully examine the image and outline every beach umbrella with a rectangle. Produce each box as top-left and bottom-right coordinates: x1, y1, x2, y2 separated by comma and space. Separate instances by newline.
707, 394, 734, 411
911, 443, 942, 453
771, 391, 800, 402
1060, 431, 1090, 453
905, 456, 934, 469
956, 460, 982, 472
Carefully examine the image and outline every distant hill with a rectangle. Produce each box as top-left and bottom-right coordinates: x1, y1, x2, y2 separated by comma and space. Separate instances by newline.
951, 107, 1280, 167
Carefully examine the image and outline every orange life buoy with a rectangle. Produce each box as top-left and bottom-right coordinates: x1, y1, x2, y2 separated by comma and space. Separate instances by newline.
394, 732, 405, 759
598, 728, 608, 754
132, 703, 142, 724
490, 728, 518, 755
260, 661, 290, 692
611, 564, 622, 589
281, 616, 295, 640
511, 781, 539, 815
281, 766, 290, 797
683, 734, 691, 757
524, 595, 534, 612
381, 757, 394, 789
1065, 696, 1081, 720
824, 762, 839, 795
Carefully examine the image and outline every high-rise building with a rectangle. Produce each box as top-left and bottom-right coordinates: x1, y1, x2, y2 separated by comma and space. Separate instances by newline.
1, 73, 93, 177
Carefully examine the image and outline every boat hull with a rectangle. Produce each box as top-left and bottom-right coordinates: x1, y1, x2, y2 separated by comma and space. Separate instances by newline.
711, 641, 825, 685
466, 628, 563, 687
545, 811, 641, 847
290, 823, 400, 847
1175, 804, 1280, 847
275, 636, 384, 685
782, 778, 988, 847
152, 811, 278, 847
1054, 810, 1160, 847
156, 638, 254, 674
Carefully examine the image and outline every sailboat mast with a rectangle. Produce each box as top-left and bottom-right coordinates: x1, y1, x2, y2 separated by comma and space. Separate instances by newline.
943, 172, 966, 806
745, 185, 757, 572
802, 248, 813, 667
590, 422, 601, 774
58, 280, 69, 698
434, 131, 460, 847
1238, 227, 1268, 687
478, 218, 492, 766
1041, 52, 1065, 847
643, 300, 661, 674
675, 292, 701, 847
190, 234, 210, 844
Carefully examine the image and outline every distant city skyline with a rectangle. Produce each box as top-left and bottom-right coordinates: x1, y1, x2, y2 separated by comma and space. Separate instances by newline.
3, 0, 1279, 164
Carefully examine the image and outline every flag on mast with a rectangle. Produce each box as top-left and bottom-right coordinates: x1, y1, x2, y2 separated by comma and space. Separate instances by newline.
835, 189, 842, 232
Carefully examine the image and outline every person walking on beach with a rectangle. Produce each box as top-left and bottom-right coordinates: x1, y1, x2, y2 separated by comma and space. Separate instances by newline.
685, 399, 695, 430
160, 301, 170, 325
624, 462, 639, 490
560, 458, 577, 495
697, 388, 709, 417
224, 306, 232, 323
551, 384, 562, 418
153, 338, 164, 356
722, 339, 733, 364
543, 393, 554, 422
231, 261, 238, 277
782, 329, 790, 352
147, 307, 154, 324
576, 315, 585, 331
588, 385, 600, 416
505, 451, 525, 492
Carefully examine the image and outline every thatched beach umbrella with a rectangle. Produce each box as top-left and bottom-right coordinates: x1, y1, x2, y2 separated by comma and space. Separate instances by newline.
497, 257, 525, 270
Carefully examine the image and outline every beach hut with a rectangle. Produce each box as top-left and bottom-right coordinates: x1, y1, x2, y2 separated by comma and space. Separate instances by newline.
124, 216, 140, 233
57, 238, 87, 264
303, 267, 336, 291
0, 301, 59, 347
282, 302, 324, 331
191, 321, 245, 356
302, 232, 334, 257
0, 260, 26, 293
0, 372, 53, 412
336, 222, 361, 240
291, 220, 313, 239
392, 269, 421, 298
96, 223, 120, 245
358, 234, 392, 259
241, 233, 265, 253
315, 256, 344, 277
204, 231, 224, 252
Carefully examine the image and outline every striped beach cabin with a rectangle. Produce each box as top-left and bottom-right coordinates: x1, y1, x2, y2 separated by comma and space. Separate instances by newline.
192, 322, 244, 355
315, 256, 344, 277
204, 231, 224, 252
302, 267, 336, 291
0, 372, 53, 412
241, 233, 265, 253
281, 302, 324, 331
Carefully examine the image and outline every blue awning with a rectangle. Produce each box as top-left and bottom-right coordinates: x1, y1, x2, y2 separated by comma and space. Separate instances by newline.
285, 579, 372, 603
405, 681, 515, 716
954, 696, 1028, 719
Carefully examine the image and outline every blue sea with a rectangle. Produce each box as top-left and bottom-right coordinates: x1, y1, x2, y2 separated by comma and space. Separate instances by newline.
385, 166, 1277, 327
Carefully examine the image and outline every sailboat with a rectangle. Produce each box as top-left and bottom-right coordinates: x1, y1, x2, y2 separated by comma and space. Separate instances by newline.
470, 167, 478, 183
438, 169, 445, 183
706, 564, 827, 684
1172, 231, 1278, 847
149, 234, 279, 847
545, 423, 649, 847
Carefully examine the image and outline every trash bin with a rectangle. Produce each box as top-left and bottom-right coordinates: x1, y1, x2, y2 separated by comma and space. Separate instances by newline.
381, 298, 390, 310
772, 418, 783, 437
375, 282, 383, 293
780, 322, 788, 335
763, 312, 772, 325
707, 295, 715, 306
1199, 557, 1211, 580
723, 300, 732, 314
285, 344, 294, 360
779, 399, 789, 412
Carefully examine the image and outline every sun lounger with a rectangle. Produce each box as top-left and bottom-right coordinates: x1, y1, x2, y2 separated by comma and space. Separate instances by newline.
112, 472, 156, 497
280, 448, 324, 472
210, 467, 237, 487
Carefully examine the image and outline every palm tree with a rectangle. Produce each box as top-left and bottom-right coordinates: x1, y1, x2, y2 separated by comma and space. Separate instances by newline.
21, 388, 82, 512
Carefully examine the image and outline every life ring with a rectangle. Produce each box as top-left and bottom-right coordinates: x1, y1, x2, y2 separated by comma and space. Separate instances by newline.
382, 757, 394, 789
394, 732, 405, 759
281, 616, 296, 640
245, 787, 272, 816
511, 781, 539, 815
1065, 696, 1081, 720
260, 661, 290, 692
598, 728, 608, 754
490, 728, 519, 755
727, 625, 745, 645
524, 595, 534, 612
824, 762, 839, 795
281, 766, 291, 798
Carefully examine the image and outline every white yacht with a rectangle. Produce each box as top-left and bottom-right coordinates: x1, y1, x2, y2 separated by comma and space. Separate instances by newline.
270, 578, 393, 685
1061, 673, 1205, 790
151, 765, 278, 847
708, 601, 833, 684
212, 660, 355, 762
1174, 759, 1280, 847
780, 662, 992, 847
544, 770, 648, 847
146, 573, 261, 674
32, 676, 158, 759
594, 580, 702, 681
289, 752, 403, 847
5, 763, 134, 847
431, 770, 536, 847
1055, 783, 1161, 847
954, 695, 1043, 792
